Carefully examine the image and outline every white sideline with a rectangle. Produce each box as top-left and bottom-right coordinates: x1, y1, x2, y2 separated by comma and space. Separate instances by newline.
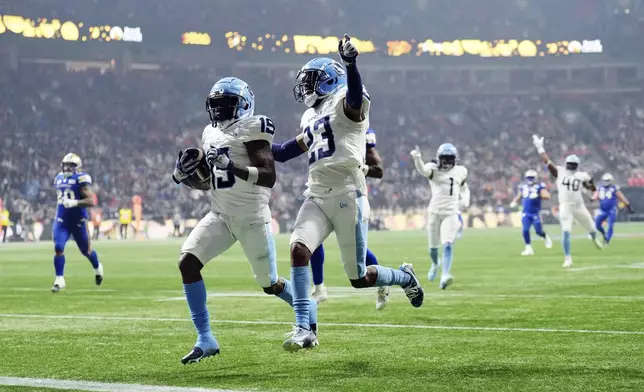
0, 313, 643, 335
0, 376, 245, 392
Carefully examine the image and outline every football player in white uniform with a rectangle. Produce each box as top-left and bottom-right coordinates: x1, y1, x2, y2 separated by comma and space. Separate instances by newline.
171, 77, 317, 364
411, 143, 470, 289
271, 35, 424, 352
278, 127, 390, 310
532, 134, 603, 268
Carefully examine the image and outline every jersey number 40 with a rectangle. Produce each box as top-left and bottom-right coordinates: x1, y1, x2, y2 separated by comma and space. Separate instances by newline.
561, 177, 581, 191
304, 116, 335, 164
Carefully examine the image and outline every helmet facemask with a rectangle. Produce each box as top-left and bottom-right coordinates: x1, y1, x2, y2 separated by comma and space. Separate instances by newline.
438, 155, 456, 170
206, 92, 249, 127
293, 70, 324, 108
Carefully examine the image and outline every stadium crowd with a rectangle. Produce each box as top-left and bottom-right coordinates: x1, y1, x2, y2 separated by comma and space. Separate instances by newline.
1, 64, 643, 229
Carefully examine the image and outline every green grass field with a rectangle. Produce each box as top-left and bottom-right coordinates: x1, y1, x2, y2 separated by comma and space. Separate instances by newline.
1, 225, 644, 392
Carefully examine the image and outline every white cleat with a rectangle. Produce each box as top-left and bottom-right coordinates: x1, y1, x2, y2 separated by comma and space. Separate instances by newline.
311, 285, 327, 304
544, 235, 553, 249
95, 263, 104, 286
428, 262, 440, 282
51, 276, 66, 293
376, 286, 390, 310
282, 326, 319, 353
562, 257, 573, 268
439, 274, 454, 290
521, 246, 535, 256
591, 235, 604, 251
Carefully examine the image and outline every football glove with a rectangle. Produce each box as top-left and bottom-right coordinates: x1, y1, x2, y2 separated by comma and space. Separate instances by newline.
410, 145, 422, 160
338, 34, 358, 65
627, 204, 635, 214
532, 134, 545, 154
510, 201, 518, 208
62, 199, 78, 208
173, 150, 201, 182
207, 147, 233, 171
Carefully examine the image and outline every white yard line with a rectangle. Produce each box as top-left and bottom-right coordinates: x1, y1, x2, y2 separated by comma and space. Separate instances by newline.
567, 263, 644, 272
0, 376, 246, 392
0, 313, 643, 336
4, 286, 644, 301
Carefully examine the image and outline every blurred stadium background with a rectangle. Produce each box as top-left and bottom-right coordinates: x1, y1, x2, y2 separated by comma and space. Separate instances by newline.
0, 0, 643, 239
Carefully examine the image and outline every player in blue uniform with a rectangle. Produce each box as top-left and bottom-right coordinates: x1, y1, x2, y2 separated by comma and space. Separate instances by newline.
593, 173, 634, 245
51, 153, 103, 292
510, 170, 553, 256
308, 128, 387, 309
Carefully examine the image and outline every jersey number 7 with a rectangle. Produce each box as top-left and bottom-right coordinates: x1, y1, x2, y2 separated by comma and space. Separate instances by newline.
304, 116, 335, 164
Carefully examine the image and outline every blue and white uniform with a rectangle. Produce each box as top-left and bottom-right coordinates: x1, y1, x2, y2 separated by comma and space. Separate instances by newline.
53, 171, 93, 254
595, 183, 619, 244
512, 170, 551, 255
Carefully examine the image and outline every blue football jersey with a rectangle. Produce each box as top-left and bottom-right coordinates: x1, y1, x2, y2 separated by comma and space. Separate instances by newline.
365, 128, 376, 149
520, 182, 545, 215
54, 171, 92, 223
598, 184, 619, 212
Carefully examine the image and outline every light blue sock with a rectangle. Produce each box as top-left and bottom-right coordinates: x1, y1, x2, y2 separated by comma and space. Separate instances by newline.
430, 247, 439, 265
277, 278, 293, 305
442, 243, 453, 275
562, 231, 571, 256
374, 265, 411, 287
291, 266, 310, 329
277, 278, 317, 326
183, 280, 216, 346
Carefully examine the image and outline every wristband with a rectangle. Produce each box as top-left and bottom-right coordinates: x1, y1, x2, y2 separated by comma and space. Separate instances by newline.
361, 165, 369, 175
246, 166, 259, 185
537, 147, 545, 154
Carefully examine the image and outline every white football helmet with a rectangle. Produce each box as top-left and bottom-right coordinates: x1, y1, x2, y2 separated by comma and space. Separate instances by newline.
602, 173, 614, 183
525, 169, 537, 183
61, 153, 82, 177
565, 154, 580, 171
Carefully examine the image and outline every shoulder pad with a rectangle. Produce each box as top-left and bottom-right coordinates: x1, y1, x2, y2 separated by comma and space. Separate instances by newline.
459, 165, 468, 179
78, 173, 92, 185
300, 109, 315, 129
238, 115, 275, 143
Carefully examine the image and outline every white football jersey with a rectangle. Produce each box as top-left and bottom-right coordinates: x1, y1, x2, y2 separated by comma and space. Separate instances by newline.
555, 166, 592, 205
201, 115, 275, 215
300, 87, 370, 198
427, 165, 468, 214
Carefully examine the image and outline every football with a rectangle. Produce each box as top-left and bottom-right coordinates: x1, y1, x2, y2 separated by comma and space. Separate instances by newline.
181, 147, 211, 190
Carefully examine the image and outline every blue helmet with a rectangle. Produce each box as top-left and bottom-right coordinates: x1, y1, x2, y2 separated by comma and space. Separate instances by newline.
206, 77, 255, 127
293, 57, 346, 107
436, 143, 458, 169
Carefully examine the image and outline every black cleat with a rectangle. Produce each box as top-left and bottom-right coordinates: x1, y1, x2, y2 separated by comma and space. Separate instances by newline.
51, 284, 61, 293
400, 263, 424, 308
95, 274, 103, 286
181, 346, 220, 364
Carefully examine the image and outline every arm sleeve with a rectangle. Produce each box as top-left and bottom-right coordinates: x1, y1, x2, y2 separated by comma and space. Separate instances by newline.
460, 183, 471, 209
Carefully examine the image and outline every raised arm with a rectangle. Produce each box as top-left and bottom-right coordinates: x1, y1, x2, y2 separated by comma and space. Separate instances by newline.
532, 134, 558, 178
338, 34, 366, 123
410, 146, 436, 178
